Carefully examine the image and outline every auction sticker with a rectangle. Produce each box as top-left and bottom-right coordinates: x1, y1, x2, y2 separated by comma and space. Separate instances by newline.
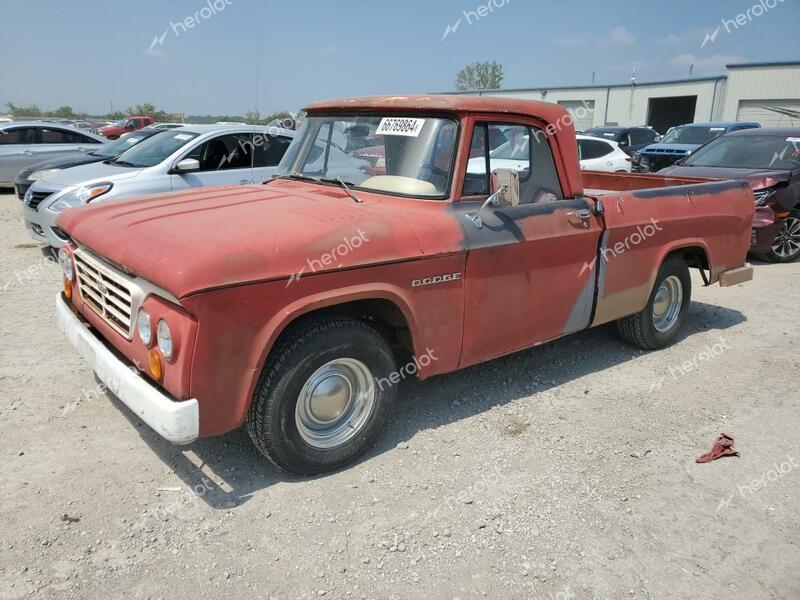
376, 117, 426, 137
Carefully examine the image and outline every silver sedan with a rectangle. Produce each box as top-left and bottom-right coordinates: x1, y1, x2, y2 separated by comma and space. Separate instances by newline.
0, 122, 106, 186
23, 124, 295, 247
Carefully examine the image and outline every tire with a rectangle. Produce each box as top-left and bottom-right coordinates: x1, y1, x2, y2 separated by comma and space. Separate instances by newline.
246, 318, 397, 475
616, 256, 692, 350
763, 215, 800, 263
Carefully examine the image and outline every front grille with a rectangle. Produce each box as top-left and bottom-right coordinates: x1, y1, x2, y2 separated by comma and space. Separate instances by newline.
73, 249, 134, 339
26, 191, 52, 211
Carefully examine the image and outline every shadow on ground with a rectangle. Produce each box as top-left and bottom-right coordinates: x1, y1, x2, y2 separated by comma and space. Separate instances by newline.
104, 298, 746, 509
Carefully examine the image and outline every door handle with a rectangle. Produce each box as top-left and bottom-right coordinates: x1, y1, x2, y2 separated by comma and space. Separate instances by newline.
240, 179, 250, 184
567, 209, 592, 228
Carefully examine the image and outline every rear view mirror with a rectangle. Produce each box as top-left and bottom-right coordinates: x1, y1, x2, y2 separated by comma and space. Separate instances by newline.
173, 158, 200, 173
491, 168, 520, 207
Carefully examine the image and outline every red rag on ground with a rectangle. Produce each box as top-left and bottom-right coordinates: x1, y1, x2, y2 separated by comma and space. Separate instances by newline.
696, 433, 740, 463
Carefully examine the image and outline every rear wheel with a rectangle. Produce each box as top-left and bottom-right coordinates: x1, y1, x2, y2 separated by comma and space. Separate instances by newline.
246, 318, 397, 475
617, 256, 692, 350
764, 216, 800, 263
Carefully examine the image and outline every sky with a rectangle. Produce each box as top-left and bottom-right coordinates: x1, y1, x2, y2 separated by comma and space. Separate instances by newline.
1, 0, 798, 117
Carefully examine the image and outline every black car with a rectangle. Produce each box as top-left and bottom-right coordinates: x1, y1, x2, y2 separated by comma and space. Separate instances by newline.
14, 129, 161, 199
582, 126, 660, 157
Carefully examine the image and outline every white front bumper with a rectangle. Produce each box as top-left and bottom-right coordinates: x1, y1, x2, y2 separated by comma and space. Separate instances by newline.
55, 293, 199, 444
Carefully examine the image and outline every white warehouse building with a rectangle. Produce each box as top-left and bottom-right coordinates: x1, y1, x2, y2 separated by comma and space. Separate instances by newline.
448, 61, 800, 134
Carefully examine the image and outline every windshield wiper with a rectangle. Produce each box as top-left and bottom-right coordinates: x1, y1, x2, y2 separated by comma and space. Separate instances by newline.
109, 159, 140, 168
268, 171, 321, 183
320, 177, 363, 203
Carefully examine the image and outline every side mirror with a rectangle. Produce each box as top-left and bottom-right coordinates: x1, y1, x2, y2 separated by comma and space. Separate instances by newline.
466, 168, 521, 229
173, 158, 200, 173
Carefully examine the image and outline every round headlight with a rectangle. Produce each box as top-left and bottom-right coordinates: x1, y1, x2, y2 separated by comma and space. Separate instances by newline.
58, 248, 74, 281
137, 308, 152, 346
157, 319, 173, 360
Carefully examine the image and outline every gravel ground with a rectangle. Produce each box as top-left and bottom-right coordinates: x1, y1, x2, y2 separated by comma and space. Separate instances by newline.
1, 190, 798, 600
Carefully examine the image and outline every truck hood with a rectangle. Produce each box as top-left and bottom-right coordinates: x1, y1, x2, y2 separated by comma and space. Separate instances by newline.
639, 143, 700, 155
657, 165, 793, 189
57, 180, 463, 299
43, 161, 143, 187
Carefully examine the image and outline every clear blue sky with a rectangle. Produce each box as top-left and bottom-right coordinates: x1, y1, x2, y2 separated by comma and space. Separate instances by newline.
2, 0, 798, 116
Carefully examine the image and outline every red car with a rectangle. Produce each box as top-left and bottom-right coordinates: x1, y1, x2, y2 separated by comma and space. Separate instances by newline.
55, 95, 754, 474
98, 116, 154, 139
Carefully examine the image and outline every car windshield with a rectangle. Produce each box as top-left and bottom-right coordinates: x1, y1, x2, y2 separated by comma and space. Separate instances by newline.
682, 135, 800, 170
275, 115, 458, 198
91, 133, 153, 158
112, 120, 128, 127
660, 126, 726, 145
110, 130, 198, 167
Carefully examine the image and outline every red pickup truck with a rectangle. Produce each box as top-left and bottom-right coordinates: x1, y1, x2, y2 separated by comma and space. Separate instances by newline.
54, 96, 754, 475
98, 116, 154, 139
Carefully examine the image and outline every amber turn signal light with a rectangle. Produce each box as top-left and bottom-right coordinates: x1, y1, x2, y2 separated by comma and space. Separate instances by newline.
148, 349, 163, 381
63, 277, 72, 301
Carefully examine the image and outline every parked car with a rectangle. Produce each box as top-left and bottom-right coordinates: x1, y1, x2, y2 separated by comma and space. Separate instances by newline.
659, 127, 800, 263
14, 129, 161, 200
583, 126, 660, 156
23, 124, 294, 247
633, 122, 761, 173
0, 122, 105, 187
577, 135, 632, 172
466, 133, 632, 175
98, 116, 155, 139
53, 95, 754, 475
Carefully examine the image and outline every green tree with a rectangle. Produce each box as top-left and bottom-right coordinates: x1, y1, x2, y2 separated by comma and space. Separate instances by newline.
127, 102, 158, 117
51, 106, 76, 118
6, 102, 42, 117
455, 61, 504, 91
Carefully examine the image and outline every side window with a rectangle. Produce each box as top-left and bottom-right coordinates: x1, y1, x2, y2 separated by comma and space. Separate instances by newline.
76, 132, 101, 144
253, 134, 292, 167
185, 133, 252, 171
465, 123, 563, 203
0, 128, 27, 145
39, 128, 73, 143
580, 139, 613, 160
630, 130, 650, 146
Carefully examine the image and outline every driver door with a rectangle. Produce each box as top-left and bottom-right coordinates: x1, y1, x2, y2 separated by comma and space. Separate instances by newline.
458, 120, 603, 367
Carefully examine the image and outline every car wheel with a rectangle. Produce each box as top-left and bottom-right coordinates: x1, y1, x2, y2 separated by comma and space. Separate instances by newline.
616, 256, 692, 350
764, 216, 800, 263
246, 318, 397, 475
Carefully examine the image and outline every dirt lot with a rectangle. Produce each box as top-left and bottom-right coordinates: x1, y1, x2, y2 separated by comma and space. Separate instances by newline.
0, 190, 798, 600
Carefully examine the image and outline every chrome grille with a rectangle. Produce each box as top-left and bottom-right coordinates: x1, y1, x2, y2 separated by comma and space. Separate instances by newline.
26, 191, 52, 211
73, 249, 134, 339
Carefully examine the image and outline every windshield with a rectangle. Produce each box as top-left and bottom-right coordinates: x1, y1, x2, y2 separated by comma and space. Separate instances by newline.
91, 133, 153, 158
660, 126, 726, 145
112, 120, 128, 127
110, 130, 199, 167
275, 115, 458, 198
683, 135, 800, 170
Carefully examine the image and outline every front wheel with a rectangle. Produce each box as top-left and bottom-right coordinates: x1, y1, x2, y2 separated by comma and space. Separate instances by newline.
246, 318, 397, 475
763, 216, 800, 263
616, 256, 692, 350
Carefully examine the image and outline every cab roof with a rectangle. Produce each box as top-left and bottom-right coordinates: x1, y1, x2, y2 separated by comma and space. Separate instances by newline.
304, 95, 570, 121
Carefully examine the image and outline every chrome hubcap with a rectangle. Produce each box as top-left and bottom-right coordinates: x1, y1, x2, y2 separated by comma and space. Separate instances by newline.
772, 217, 800, 259
652, 275, 683, 333
295, 358, 375, 449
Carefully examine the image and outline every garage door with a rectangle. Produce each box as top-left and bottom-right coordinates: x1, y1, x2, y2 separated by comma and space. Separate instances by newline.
557, 100, 596, 132
736, 100, 800, 127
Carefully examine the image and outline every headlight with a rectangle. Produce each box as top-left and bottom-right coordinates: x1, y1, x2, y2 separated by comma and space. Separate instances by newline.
58, 248, 74, 281
137, 308, 152, 346
753, 188, 776, 207
157, 319, 173, 359
28, 168, 61, 182
48, 182, 113, 212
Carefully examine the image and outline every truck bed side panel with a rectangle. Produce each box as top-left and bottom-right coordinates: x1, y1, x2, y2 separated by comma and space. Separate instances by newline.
591, 180, 754, 327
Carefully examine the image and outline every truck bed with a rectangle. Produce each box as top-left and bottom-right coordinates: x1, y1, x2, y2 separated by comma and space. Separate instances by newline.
582, 170, 716, 196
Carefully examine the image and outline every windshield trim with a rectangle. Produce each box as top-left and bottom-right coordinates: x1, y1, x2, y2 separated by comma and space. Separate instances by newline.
281, 112, 461, 201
